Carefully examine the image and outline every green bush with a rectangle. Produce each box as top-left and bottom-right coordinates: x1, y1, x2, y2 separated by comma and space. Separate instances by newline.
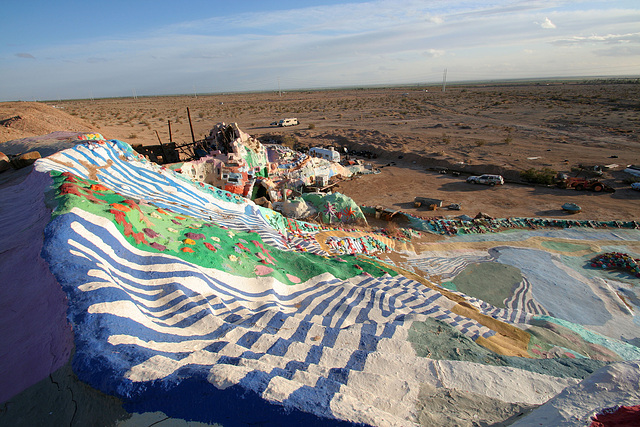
520, 167, 556, 185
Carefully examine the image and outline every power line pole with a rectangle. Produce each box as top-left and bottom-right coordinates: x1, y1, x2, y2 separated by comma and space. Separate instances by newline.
278, 77, 281, 97
442, 68, 447, 92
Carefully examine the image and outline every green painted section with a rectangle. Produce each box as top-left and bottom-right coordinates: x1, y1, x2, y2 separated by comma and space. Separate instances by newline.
449, 262, 522, 308
533, 315, 640, 361
407, 319, 607, 380
165, 162, 184, 171
541, 241, 590, 252
50, 171, 395, 285
408, 318, 506, 364
301, 192, 365, 224
440, 281, 457, 291
243, 146, 268, 170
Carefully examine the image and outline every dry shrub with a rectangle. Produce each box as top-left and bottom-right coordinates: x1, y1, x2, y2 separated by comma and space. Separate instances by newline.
504, 132, 513, 144
520, 167, 556, 185
280, 134, 299, 148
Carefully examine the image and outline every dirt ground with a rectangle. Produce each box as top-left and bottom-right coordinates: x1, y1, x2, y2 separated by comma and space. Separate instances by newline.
1, 80, 639, 221
337, 161, 640, 222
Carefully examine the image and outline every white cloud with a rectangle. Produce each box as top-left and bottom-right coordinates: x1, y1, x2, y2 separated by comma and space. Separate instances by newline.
423, 49, 445, 58
426, 15, 444, 24
539, 17, 556, 29
553, 32, 640, 46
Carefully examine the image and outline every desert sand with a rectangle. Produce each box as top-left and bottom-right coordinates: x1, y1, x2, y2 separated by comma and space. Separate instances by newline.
2, 81, 638, 221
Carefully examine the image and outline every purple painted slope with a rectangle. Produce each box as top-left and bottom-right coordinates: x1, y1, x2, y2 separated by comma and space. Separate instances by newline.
0, 168, 73, 403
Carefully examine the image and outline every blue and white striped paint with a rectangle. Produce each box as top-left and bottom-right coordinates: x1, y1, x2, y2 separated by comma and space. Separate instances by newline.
34, 138, 640, 425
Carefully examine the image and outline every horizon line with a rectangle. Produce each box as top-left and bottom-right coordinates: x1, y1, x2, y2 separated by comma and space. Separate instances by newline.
5, 75, 639, 104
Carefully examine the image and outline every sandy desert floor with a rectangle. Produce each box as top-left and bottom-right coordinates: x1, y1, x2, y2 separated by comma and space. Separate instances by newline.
2, 80, 639, 221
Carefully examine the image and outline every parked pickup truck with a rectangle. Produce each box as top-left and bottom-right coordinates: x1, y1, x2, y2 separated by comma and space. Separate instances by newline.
466, 174, 504, 186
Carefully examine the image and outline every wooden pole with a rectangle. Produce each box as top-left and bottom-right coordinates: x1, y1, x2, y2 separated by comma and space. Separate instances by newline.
187, 107, 195, 144
168, 120, 173, 143
156, 130, 168, 164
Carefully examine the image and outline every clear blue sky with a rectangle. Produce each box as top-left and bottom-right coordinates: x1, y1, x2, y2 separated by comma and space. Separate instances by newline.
1, 0, 639, 101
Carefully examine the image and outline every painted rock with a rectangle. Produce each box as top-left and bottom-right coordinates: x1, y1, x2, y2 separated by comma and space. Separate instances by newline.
10, 151, 41, 169
0, 152, 10, 173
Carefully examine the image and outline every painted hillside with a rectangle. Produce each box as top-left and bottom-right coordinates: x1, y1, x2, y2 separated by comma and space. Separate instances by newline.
1, 130, 640, 426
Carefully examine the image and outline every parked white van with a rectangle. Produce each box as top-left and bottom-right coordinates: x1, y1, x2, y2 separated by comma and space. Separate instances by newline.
277, 118, 299, 127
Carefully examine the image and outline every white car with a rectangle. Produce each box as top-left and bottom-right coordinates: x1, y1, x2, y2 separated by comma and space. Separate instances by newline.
466, 174, 504, 186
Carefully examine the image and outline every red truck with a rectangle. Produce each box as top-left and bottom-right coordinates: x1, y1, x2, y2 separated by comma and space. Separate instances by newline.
556, 174, 615, 192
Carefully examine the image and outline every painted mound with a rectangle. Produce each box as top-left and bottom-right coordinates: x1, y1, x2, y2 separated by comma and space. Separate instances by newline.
3, 132, 640, 426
